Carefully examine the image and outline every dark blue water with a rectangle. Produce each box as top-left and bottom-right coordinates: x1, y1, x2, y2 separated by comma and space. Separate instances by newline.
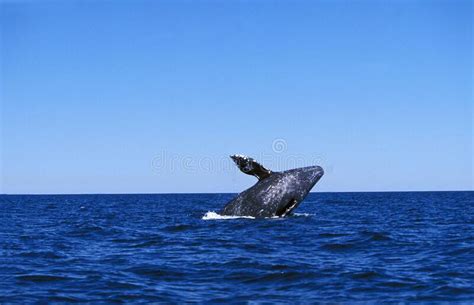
0, 192, 473, 303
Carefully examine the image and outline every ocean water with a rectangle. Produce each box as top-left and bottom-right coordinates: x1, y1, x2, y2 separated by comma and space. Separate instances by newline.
0, 191, 473, 303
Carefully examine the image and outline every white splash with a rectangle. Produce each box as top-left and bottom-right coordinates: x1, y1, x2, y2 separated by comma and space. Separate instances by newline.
202, 211, 255, 220
293, 212, 313, 217
202, 211, 313, 220
202, 211, 314, 220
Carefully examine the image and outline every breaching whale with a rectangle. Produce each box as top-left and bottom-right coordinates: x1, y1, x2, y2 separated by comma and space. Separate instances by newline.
220, 155, 324, 218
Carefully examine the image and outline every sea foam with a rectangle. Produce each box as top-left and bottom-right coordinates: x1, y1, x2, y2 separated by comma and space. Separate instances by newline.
202, 211, 255, 220
202, 211, 312, 220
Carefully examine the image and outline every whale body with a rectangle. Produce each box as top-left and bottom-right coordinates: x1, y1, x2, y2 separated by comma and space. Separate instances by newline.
220, 155, 324, 218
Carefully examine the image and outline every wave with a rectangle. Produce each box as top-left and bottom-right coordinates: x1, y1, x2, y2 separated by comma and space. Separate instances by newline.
293, 212, 313, 217
16, 274, 73, 282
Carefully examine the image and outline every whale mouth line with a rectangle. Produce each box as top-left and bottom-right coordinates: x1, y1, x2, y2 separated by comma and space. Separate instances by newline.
276, 198, 298, 217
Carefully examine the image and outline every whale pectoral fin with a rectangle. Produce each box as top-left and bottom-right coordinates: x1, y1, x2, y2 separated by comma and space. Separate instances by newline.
276, 198, 298, 217
230, 155, 272, 180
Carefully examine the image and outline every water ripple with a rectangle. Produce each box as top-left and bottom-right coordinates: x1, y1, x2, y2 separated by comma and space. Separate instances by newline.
0, 192, 472, 303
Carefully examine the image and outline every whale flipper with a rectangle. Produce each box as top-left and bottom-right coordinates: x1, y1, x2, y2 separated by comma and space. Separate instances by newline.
230, 155, 272, 180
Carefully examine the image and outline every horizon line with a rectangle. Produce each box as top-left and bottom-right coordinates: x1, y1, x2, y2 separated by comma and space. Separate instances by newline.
0, 190, 472, 196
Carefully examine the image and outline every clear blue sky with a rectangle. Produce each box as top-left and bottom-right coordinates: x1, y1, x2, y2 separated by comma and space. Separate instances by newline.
1, 0, 472, 194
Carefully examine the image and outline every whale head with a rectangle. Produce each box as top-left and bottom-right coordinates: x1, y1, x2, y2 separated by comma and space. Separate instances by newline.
285, 166, 325, 194
271, 165, 324, 217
